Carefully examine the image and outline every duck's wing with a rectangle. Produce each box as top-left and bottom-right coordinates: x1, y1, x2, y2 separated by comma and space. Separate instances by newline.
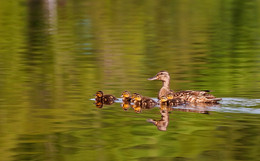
173, 90, 221, 103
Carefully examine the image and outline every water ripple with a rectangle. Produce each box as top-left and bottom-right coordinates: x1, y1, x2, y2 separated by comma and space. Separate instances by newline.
214, 98, 260, 114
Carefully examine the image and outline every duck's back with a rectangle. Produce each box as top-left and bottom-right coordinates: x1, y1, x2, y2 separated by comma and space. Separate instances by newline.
103, 95, 117, 101
173, 90, 221, 103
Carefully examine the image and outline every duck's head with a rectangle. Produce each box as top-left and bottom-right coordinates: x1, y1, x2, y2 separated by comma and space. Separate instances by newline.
121, 91, 131, 98
148, 71, 170, 82
95, 91, 103, 98
160, 96, 168, 103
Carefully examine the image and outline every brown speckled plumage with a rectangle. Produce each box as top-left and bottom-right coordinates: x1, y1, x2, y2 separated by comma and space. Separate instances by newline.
133, 94, 157, 108
95, 91, 117, 102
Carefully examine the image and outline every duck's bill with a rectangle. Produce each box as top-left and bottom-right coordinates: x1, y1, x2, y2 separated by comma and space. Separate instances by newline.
148, 76, 158, 80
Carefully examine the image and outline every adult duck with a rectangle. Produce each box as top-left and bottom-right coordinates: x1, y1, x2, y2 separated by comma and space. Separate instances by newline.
148, 71, 222, 103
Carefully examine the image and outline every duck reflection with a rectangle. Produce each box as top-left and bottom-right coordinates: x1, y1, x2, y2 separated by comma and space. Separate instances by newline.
169, 105, 210, 114
146, 97, 215, 131
147, 104, 169, 131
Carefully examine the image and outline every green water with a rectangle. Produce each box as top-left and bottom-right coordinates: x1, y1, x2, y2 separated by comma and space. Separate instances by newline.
0, 0, 260, 161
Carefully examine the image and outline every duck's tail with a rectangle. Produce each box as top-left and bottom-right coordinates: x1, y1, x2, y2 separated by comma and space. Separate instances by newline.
203, 97, 222, 103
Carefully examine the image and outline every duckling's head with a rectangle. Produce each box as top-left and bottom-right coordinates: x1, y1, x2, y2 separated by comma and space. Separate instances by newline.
121, 91, 131, 98
134, 94, 142, 101
160, 96, 168, 103
148, 71, 170, 82
95, 91, 104, 98
131, 93, 138, 100
167, 93, 174, 100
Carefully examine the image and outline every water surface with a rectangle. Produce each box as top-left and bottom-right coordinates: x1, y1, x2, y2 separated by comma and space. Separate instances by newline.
0, 0, 259, 161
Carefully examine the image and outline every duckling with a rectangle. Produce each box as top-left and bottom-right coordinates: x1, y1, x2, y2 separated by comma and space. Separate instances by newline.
159, 95, 182, 107
121, 91, 132, 103
95, 91, 117, 102
148, 71, 222, 103
159, 96, 169, 106
131, 93, 138, 103
133, 93, 157, 108
166, 93, 186, 106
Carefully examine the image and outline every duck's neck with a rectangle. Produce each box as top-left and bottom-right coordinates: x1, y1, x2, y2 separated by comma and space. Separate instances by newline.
162, 80, 170, 89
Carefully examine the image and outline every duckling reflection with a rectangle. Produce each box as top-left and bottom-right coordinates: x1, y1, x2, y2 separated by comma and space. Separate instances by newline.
121, 102, 131, 111
147, 104, 169, 131
95, 101, 104, 108
132, 103, 142, 113
94, 99, 116, 108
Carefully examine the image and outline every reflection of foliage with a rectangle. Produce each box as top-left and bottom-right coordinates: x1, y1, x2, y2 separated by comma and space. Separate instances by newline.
0, 0, 259, 99
0, 0, 259, 161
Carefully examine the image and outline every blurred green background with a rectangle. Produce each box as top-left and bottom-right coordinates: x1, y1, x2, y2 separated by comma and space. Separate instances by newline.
0, 0, 259, 161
